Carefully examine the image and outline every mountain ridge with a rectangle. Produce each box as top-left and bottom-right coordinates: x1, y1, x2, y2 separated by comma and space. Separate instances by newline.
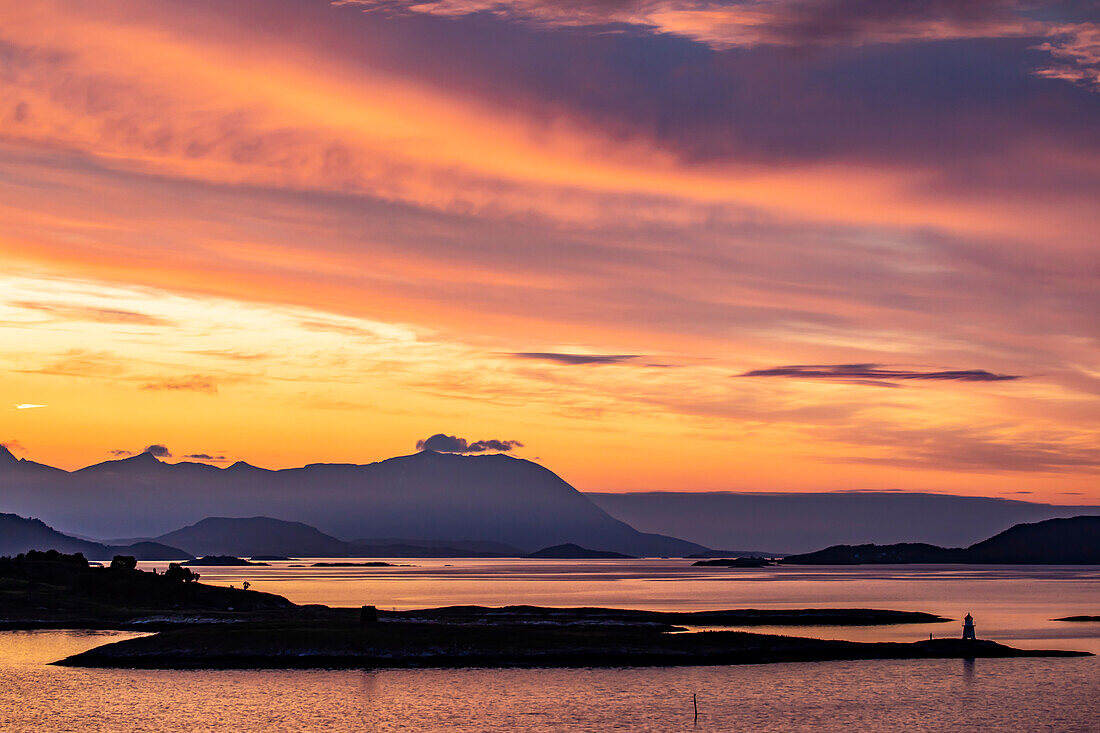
0, 450, 706, 556
782, 516, 1100, 564
0, 513, 190, 560
587, 491, 1100, 553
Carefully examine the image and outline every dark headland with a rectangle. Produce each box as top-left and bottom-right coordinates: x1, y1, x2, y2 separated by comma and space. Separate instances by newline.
0, 550, 293, 630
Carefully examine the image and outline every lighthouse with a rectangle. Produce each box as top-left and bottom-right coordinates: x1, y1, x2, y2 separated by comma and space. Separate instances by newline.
962, 613, 976, 640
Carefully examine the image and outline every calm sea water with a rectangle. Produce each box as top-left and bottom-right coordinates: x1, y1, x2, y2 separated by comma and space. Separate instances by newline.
2, 561, 1098, 732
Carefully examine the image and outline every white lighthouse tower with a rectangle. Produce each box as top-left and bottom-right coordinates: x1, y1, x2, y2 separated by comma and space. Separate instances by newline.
962, 613, 976, 640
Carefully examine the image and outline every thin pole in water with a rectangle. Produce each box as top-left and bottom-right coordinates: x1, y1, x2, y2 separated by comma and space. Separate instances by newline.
693, 693, 698, 721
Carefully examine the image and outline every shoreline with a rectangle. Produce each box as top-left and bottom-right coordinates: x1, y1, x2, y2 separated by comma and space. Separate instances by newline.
54, 624, 1090, 670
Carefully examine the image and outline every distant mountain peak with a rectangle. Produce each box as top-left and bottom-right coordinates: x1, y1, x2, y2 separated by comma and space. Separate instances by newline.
0, 445, 18, 465
74, 450, 164, 474
407, 449, 451, 461
120, 451, 161, 466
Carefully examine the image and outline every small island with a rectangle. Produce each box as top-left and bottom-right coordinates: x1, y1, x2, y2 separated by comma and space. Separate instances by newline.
523, 543, 636, 559
310, 562, 405, 567
184, 556, 269, 567
692, 558, 773, 568
1054, 616, 1100, 622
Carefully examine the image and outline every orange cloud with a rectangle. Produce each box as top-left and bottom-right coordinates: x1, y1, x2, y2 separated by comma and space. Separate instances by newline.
140, 376, 219, 394
0, 0, 1088, 243
0, 1, 1096, 502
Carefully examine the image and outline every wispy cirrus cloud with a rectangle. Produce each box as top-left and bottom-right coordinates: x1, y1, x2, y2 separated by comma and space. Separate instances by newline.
833, 423, 1100, 474
17, 350, 128, 379
342, 0, 1040, 47
140, 375, 219, 394
344, 0, 1100, 93
510, 352, 642, 365
341, 2, 1071, 46
188, 349, 269, 361
12, 301, 173, 327
739, 363, 1022, 386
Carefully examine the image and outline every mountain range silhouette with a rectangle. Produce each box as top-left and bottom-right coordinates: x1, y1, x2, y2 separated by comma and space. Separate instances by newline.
0, 446, 703, 556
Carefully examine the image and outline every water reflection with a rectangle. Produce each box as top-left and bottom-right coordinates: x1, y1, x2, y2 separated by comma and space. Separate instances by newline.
1, 564, 1096, 732
1, 629, 1097, 732
962, 658, 975, 682
131, 560, 1100, 652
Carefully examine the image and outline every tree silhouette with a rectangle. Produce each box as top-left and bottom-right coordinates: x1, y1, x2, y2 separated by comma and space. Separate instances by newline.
110, 555, 137, 571
164, 563, 200, 583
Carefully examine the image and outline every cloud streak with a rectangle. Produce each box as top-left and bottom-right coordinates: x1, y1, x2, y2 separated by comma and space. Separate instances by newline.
183, 453, 229, 462
140, 376, 219, 394
739, 364, 1022, 386
344, 1, 1100, 95
510, 352, 642, 365
343, 0, 1039, 45
833, 424, 1100, 474
12, 301, 172, 327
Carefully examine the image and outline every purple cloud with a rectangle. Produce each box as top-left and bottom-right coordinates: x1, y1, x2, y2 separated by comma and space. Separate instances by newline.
183, 453, 228, 462
739, 364, 1022, 385
416, 434, 524, 453
510, 352, 641, 365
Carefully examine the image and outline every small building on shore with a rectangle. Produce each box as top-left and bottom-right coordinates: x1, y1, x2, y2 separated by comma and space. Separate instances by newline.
962, 613, 976, 640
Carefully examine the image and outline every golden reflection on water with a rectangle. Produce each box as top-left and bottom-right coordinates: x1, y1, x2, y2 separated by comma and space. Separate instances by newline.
1, 563, 1098, 732
137, 560, 1100, 651
0, 634, 1097, 733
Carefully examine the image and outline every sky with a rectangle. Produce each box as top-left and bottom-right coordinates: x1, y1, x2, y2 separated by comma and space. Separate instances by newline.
1, 0, 1098, 502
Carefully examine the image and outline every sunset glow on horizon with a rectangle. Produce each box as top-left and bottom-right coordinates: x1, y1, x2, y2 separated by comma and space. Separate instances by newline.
3, 0, 1098, 502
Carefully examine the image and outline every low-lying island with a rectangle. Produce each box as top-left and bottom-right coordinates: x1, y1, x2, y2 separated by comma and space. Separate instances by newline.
56, 616, 1088, 669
